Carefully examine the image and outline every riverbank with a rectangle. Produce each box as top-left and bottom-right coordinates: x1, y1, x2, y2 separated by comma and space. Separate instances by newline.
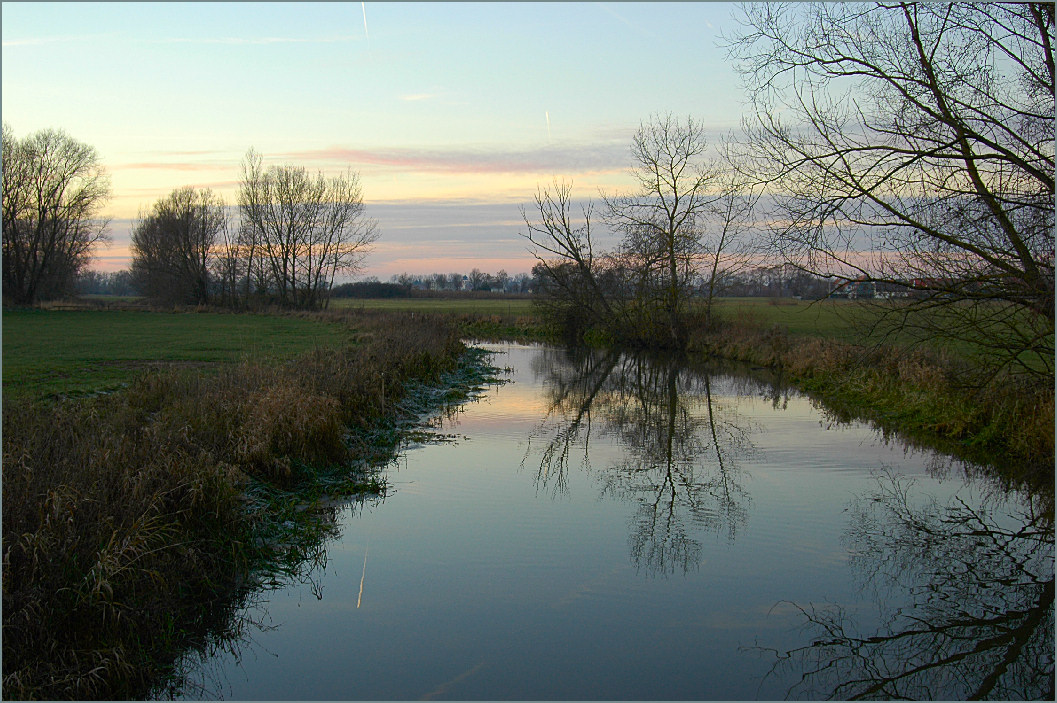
460, 308, 1054, 495
687, 319, 1053, 493
1, 309, 496, 700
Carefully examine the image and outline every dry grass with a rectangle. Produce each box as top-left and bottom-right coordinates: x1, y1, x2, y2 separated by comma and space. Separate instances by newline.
2, 309, 464, 699
688, 317, 1054, 492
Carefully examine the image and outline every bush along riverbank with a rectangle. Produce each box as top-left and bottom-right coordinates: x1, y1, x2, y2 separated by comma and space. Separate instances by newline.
686, 317, 1054, 498
1, 310, 498, 700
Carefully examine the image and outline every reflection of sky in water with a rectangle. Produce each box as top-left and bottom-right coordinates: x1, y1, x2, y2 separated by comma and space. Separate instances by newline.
172, 343, 1050, 701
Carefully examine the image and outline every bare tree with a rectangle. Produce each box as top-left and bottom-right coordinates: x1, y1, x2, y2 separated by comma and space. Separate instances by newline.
604, 114, 719, 347
512, 272, 533, 293
237, 149, 378, 309
727, 2, 1055, 379
212, 211, 244, 307
522, 180, 619, 339
524, 118, 760, 346
392, 272, 415, 288
2, 124, 111, 304
130, 186, 226, 305
495, 268, 510, 292
467, 267, 486, 291
701, 150, 764, 329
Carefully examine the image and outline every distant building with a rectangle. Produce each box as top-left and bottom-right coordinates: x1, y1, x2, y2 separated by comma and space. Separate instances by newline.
829, 278, 876, 299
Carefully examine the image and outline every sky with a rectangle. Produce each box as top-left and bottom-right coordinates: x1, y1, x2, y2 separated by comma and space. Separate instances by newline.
2, 2, 751, 279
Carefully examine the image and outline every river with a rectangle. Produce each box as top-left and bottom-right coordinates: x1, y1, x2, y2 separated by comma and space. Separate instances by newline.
164, 342, 1054, 700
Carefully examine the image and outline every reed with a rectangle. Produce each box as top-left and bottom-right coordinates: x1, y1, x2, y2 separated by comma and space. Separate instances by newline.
687, 316, 1054, 492
2, 310, 465, 699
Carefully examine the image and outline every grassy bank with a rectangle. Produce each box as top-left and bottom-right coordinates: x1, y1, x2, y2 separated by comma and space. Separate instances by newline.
441, 299, 1053, 489
2, 308, 479, 700
685, 317, 1053, 492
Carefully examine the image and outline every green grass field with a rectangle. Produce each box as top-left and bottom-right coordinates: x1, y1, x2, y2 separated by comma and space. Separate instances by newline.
54, 295, 875, 343
335, 295, 1037, 358
707, 297, 874, 341
329, 296, 536, 316
2, 309, 355, 400
334, 295, 879, 341
6, 296, 1043, 399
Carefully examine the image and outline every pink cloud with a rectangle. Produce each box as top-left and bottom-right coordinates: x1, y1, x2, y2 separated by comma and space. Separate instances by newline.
111, 162, 231, 172
275, 143, 629, 176
144, 149, 230, 157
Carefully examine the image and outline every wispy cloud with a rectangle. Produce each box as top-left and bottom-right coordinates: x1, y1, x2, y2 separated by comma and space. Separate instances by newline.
144, 149, 229, 157
3, 33, 358, 48
2, 33, 118, 47
597, 3, 658, 40
361, 1, 371, 47
276, 143, 629, 176
400, 93, 439, 102
145, 34, 360, 46
111, 162, 230, 173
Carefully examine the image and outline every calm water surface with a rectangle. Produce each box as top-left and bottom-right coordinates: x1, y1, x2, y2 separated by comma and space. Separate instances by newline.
170, 343, 1053, 700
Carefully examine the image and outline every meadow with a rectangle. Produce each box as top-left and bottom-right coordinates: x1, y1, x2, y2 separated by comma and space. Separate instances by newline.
5, 297, 1044, 396
341, 295, 1049, 368
709, 297, 878, 341
2, 309, 356, 400
334, 295, 945, 353
334, 295, 868, 337
330, 295, 536, 317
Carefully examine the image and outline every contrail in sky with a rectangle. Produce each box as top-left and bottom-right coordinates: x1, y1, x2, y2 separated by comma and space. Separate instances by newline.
546, 111, 552, 141
597, 3, 659, 40
361, 2, 371, 48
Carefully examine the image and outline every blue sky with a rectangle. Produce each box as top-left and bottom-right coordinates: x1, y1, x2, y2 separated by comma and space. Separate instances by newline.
2, 2, 750, 277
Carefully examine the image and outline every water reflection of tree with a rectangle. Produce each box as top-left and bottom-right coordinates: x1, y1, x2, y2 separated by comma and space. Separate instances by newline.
760, 472, 1054, 700
526, 347, 756, 576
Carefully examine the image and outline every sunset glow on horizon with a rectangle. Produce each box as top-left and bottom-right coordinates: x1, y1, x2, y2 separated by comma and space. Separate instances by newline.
2, 2, 746, 278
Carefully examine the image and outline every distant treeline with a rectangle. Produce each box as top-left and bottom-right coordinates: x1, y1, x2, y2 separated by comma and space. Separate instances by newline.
330, 281, 412, 298
74, 265, 874, 301
76, 270, 138, 297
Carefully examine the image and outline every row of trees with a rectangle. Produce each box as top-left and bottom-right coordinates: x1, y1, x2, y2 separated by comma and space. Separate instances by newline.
133, 149, 378, 308
385, 269, 534, 293
80, 263, 837, 301
340, 265, 844, 300
525, 2, 1053, 380
2, 126, 378, 310
76, 270, 137, 297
